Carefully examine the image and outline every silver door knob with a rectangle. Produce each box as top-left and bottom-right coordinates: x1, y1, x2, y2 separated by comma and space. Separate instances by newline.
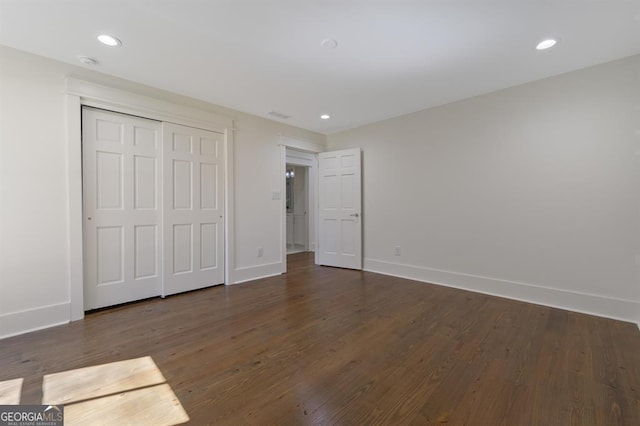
350, 213, 359, 217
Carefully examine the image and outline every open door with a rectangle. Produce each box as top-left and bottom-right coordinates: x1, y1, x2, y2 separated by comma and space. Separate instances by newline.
318, 148, 362, 269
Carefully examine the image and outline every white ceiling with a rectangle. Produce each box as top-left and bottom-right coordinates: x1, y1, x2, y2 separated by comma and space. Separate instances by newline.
1, 1, 639, 134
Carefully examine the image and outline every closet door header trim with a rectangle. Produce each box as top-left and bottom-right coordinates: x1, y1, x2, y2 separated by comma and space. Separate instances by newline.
66, 78, 233, 132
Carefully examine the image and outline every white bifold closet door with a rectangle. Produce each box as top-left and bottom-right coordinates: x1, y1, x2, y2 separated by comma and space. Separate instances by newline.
162, 122, 225, 296
83, 108, 225, 310
83, 107, 163, 310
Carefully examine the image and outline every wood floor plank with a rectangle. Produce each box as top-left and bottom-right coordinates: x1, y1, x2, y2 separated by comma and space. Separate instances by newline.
1, 252, 639, 425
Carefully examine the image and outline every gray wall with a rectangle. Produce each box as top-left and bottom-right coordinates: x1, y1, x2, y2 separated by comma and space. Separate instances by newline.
329, 55, 640, 324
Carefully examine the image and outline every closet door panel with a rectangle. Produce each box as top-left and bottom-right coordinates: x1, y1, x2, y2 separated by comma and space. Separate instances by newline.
83, 107, 162, 309
163, 123, 225, 296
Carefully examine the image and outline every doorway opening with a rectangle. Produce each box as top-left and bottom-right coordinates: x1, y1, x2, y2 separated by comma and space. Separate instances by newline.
281, 146, 319, 273
286, 164, 309, 255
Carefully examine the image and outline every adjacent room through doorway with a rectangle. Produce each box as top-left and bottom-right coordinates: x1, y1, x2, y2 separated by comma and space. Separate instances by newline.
285, 164, 309, 255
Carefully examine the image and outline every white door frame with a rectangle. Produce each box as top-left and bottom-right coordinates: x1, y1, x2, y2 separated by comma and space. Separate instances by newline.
279, 137, 325, 273
65, 78, 235, 321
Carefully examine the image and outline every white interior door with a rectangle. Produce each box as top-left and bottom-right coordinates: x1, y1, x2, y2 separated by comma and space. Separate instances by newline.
82, 107, 162, 309
163, 123, 225, 295
318, 148, 362, 269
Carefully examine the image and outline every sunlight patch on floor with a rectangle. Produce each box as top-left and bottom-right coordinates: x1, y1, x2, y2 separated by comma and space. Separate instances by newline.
42, 356, 188, 425
63, 383, 188, 426
0, 378, 23, 404
42, 356, 165, 404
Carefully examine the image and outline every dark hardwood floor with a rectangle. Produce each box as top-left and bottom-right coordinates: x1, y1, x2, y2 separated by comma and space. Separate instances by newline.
2, 252, 640, 425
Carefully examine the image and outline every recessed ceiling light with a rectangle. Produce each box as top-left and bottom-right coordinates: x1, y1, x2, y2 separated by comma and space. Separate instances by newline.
320, 39, 338, 50
98, 34, 122, 47
78, 56, 98, 66
536, 38, 557, 50
320, 114, 331, 120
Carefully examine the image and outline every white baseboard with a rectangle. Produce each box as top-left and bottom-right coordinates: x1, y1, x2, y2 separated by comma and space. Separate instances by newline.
0, 302, 70, 339
365, 258, 640, 324
231, 262, 283, 285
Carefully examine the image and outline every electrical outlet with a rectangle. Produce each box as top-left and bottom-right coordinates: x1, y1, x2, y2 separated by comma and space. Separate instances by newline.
394, 246, 401, 256
257, 247, 264, 258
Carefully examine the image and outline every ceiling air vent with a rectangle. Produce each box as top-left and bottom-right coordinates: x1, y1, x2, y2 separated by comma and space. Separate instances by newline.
267, 111, 291, 120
